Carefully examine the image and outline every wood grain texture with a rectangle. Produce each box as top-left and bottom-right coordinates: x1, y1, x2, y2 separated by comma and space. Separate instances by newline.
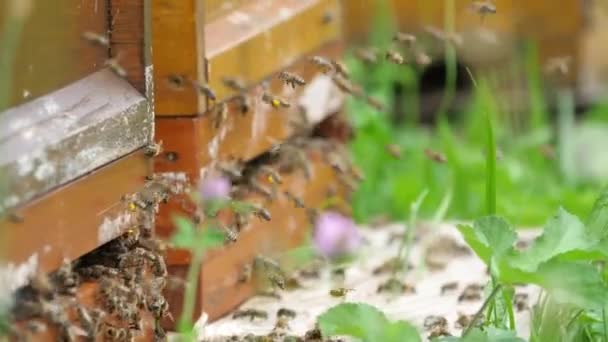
151, 0, 205, 116
110, 0, 147, 94
0, 69, 151, 213
162, 146, 349, 327
205, 0, 341, 105
203, 0, 246, 22
0, 0, 108, 111
0, 150, 150, 274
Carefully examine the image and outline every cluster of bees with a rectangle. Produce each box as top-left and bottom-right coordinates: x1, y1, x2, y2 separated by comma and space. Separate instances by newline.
5, 226, 169, 341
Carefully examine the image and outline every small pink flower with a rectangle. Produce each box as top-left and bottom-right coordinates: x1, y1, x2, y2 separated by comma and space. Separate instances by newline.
313, 211, 361, 259
199, 175, 231, 201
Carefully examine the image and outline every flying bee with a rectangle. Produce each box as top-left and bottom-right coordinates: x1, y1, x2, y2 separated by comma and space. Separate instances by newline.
284, 191, 305, 208
236, 93, 251, 115
331, 75, 356, 95
385, 49, 405, 65
262, 92, 290, 108
424, 148, 447, 163
144, 140, 163, 157
212, 102, 228, 129
366, 95, 386, 111
232, 309, 268, 321
104, 55, 127, 78
385, 144, 402, 159
278, 71, 306, 89
415, 49, 432, 66
329, 287, 353, 299
354, 47, 378, 64
193, 81, 217, 101
424, 25, 446, 41
440, 281, 459, 295
309, 56, 334, 74
331, 60, 350, 79
446, 32, 464, 46
393, 32, 416, 46
222, 76, 247, 92
544, 56, 572, 76
82, 31, 109, 47
470, 1, 497, 22
513, 293, 529, 312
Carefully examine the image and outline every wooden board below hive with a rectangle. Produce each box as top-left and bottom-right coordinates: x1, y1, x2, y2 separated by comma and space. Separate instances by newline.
162, 145, 350, 326
0, 149, 149, 275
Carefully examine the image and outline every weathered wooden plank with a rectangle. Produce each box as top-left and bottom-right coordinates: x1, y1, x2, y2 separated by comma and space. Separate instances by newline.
203, 0, 246, 22
162, 145, 350, 327
205, 0, 341, 105
0, 69, 152, 213
109, 0, 150, 95
0, 149, 149, 276
151, 0, 205, 116
0, 0, 108, 111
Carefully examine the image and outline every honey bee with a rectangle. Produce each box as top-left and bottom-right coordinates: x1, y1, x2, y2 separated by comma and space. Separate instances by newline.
233, 309, 268, 321
250, 179, 275, 200
424, 315, 451, 338
283, 191, 305, 208
470, 1, 497, 20
458, 283, 484, 302
25, 320, 47, 334
424, 148, 447, 163
81, 31, 109, 47
222, 224, 239, 243
278, 71, 306, 89
544, 56, 572, 76
351, 166, 365, 182
377, 278, 416, 294
513, 292, 529, 311
309, 56, 334, 74
415, 50, 432, 66
331, 60, 350, 79
260, 166, 282, 185
424, 25, 446, 41
366, 95, 386, 111
393, 32, 416, 46
144, 140, 163, 157
385, 49, 405, 65
329, 287, 353, 299
455, 312, 483, 329
105, 56, 127, 78
372, 257, 410, 275
212, 102, 228, 129
252, 206, 271, 222
385, 144, 402, 159
194, 81, 217, 101
167, 74, 186, 89
276, 308, 297, 319
222, 76, 247, 92
236, 93, 251, 115
354, 47, 378, 64
77, 265, 119, 279
262, 92, 290, 108
331, 75, 356, 95
440, 281, 459, 295
7, 211, 24, 223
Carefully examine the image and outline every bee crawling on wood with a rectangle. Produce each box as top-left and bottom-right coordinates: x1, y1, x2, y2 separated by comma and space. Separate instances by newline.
233, 309, 268, 321
309, 56, 334, 74
329, 287, 354, 299
385, 49, 405, 65
212, 102, 228, 129
82, 31, 109, 47
193, 81, 217, 101
221, 224, 239, 243
284, 191, 305, 208
222, 76, 247, 92
167, 74, 186, 89
236, 93, 251, 115
144, 140, 163, 157
251, 205, 272, 221
278, 71, 306, 89
424, 148, 447, 163
262, 92, 290, 108
259, 165, 283, 185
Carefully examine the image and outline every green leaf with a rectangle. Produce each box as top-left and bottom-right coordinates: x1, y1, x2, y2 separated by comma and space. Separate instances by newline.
318, 303, 420, 342
437, 328, 525, 342
199, 228, 225, 249
585, 187, 608, 240
172, 215, 197, 249
509, 208, 591, 272
473, 216, 516, 258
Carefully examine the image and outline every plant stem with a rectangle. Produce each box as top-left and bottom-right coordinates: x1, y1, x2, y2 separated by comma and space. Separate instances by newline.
396, 189, 428, 277
178, 247, 204, 336
603, 307, 608, 342
464, 284, 503, 337
485, 111, 497, 216
502, 287, 516, 330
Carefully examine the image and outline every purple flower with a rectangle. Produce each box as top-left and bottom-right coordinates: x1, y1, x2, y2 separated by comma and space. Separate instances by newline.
199, 175, 231, 201
313, 211, 361, 259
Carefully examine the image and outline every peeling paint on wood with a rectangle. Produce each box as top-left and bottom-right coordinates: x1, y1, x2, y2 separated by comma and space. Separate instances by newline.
0, 69, 152, 213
